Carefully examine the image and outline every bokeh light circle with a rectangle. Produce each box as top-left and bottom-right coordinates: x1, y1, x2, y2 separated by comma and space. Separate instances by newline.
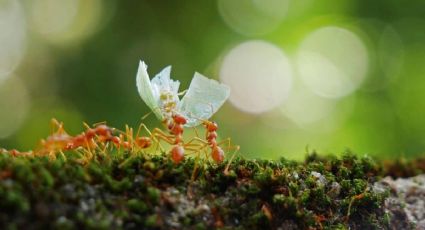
217, 0, 289, 36
0, 76, 30, 138
0, 0, 26, 79
29, 0, 105, 45
281, 85, 337, 127
297, 26, 369, 98
219, 40, 293, 114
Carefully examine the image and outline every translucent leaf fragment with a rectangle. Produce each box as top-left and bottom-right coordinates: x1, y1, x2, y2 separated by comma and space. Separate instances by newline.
136, 61, 163, 120
179, 73, 230, 127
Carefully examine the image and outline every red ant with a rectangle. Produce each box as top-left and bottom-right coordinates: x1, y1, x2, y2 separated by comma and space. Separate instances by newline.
36, 121, 116, 160
1, 148, 33, 157
151, 112, 238, 164
151, 113, 187, 163
204, 121, 225, 163
110, 124, 156, 168
168, 114, 187, 163
33, 119, 75, 159
111, 124, 153, 151
185, 119, 238, 163
68, 122, 155, 158
1, 119, 72, 158
1, 118, 158, 163
2, 116, 236, 168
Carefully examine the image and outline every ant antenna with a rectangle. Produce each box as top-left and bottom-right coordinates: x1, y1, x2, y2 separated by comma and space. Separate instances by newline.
177, 89, 187, 96
224, 146, 240, 175
93, 121, 107, 127
83, 122, 91, 130
141, 111, 153, 120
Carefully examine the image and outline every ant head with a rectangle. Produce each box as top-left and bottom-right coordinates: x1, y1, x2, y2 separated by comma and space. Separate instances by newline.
95, 125, 112, 137
85, 129, 96, 139
172, 114, 187, 125
10, 149, 20, 157
111, 136, 121, 145
136, 137, 152, 148
205, 121, 218, 132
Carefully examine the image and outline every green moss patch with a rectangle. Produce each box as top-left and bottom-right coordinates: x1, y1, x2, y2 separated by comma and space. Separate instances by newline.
0, 151, 419, 229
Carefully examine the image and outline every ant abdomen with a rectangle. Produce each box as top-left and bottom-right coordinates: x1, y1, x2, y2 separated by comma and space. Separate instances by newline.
170, 145, 184, 163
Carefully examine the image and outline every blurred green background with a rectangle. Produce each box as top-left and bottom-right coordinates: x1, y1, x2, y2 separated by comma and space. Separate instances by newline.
0, 0, 424, 160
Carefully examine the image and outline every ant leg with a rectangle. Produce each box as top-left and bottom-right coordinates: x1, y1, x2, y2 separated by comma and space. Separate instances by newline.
216, 137, 240, 152
50, 118, 62, 134
99, 141, 109, 158
218, 138, 240, 169
83, 138, 96, 161
58, 150, 67, 161
189, 146, 210, 181
191, 151, 201, 181
192, 126, 201, 140
184, 137, 208, 147
224, 149, 240, 175
183, 138, 208, 174
184, 145, 208, 153
72, 148, 90, 165
48, 150, 56, 161
183, 138, 209, 157
152, 128, 175, 145
150, 128, 176, 153
83, 122, 91, 130
152, 128, 174, 141
124, 125, 134, 151
136, 123, 153, 139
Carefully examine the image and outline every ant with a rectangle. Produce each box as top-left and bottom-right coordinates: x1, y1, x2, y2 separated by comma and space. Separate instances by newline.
63, 123, 115, 162
204, 120, 225, 163
147, 108, 238, 165
168, 113, 187, 163
1, 118, 159, 164
149, 113, 188, 163
111, 124, 153, 151
110, 123, 156, 168
1, 119, 72, 159
185, 119, 239, 163
34, 119, 75, 159
2, 148, 33, 157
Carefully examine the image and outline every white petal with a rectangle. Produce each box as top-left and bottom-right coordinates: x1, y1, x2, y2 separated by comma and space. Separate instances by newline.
151, 65, 180, 103
136, 61, 163, 120
179, 72, 230, 127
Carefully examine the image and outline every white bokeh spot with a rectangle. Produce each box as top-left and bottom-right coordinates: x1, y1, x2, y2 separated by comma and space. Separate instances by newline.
220, 40, 293, 114
297, 26, 369, 98
0, 0, 26, 79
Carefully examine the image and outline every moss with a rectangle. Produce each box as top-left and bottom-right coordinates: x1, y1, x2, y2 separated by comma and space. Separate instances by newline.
144, 214, 158, 228
127, 199, 148, 213
146, 187, 160, 204
0, 152, 421, 229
